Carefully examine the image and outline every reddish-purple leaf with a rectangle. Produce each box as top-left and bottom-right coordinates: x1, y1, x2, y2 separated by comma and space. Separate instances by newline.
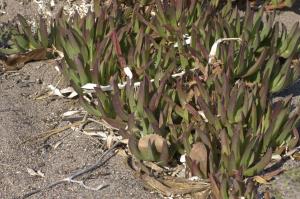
111, 31, 126, 68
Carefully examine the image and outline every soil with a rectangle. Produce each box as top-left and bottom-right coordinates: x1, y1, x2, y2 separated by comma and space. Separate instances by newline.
0, 1, 300, 199
0, 60, 160, 199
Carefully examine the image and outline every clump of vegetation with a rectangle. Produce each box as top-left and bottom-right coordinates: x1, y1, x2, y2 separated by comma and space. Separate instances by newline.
209, 0, 295, 8
0, 0, 300, 198
183, 71, 299, 198
2, 15, 57, 54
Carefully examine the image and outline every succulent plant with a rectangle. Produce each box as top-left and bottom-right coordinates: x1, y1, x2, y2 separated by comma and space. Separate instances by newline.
57, 8, 119, 88
6, 1, 299, 93
215, 37, 300, 93
133, 1, 300, 94
3, 2, 300, 198
14, 15, 56, 52
129, 134, 170, 165
0, 14, 60, 65
86, 63, 181, 165
177, 71, 300, 198
57, 2, 184, 89
56, 4, 300, 195
208, 0, 295, 8
188, 4, 300, 93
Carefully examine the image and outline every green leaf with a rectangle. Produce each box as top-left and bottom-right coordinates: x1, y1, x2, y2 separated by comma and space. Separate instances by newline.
244, 148, 272, 176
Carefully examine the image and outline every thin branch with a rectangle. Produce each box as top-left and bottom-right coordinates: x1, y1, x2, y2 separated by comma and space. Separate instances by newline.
21, 142, 121, 199
264, 145, 300, 173
20, 120, 86, 145
87, 118, 119, 131
283, 145, 300, 158
78, 112, 89, 131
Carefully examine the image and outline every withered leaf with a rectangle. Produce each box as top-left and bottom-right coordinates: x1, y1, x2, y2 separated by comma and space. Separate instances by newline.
253, 176, 269, 184
0, 48, 48, 71
140, 174, 210, 197
189, 142, 208, 178
138, 134, 167, 154
261, 168, 284, 181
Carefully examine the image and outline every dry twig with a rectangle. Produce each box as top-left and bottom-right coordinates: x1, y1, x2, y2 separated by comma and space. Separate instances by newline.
78, 112, 89, 131
21, 142, 121, 199
87, 118, 119, 131
20, 120, 86, 145
283, 145, 300, 158
21, 112, 90, 145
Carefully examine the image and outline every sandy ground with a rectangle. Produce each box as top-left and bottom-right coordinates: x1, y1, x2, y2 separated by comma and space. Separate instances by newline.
275, 1, 300, 30
0, 60, 159, 199
0, 1, 300, 199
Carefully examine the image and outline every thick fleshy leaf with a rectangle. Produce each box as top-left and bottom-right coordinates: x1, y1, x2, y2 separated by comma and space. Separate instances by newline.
244, 148, 272, 176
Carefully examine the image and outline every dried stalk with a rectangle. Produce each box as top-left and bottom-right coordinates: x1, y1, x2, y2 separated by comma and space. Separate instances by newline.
20, 120, 87, 145
21, 142, 121, 199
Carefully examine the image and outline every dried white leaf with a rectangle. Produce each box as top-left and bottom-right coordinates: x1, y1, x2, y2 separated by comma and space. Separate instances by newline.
198, 111, 208, 122
106, 134, 114, 149
27, 168, 45, 177
83, 95, 91, 103
27, 168, 37, 176
48, 85, 64, 97
83, 131, 108, 139
174, 34, 191, 47
98, 131, 109, 138
119, 139, 128, 145
82, 83, 97, 90
97, 131, 109, 138
50, 0, 55, 8
70, 126, 77, 131
208, 38, 241, 64
60, 87, 75, 94
272, 154, 282, 161
189, 176, 200, 181
124, 67, 133, 79
62, 110, 81, 117
37, 170, 45, 177
184, 35, 191, 45
67, 91, 78, 98
54, 66, 60, 72
180, 154, 186, 163
53, 141, 62, 150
